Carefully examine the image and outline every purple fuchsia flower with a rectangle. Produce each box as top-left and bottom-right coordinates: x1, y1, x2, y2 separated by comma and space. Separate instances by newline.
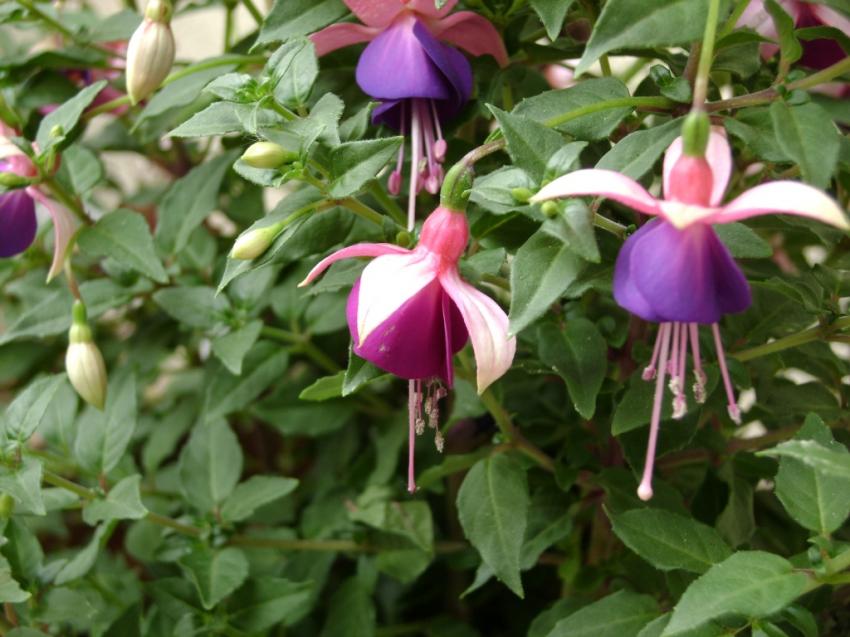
739, 0, 850, 69
532, 126, 849, 501
0, 124, 77, 279
310, 0, 507, 228
300, 204, 516, 492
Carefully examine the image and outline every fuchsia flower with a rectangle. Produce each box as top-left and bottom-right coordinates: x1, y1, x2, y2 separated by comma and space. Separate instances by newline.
0, 125, 77, 279
739, 0, 850, 69
300, 204, 516, 492
533, 126, 849, 501
311, 0, 507, 227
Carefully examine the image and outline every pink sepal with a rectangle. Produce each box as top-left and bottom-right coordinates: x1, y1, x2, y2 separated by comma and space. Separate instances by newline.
27, 187, 79, 282
663, 127, 732, 206
428, 11, 508, 66
410, 0, 458, 19
343, 0, 406, 27
310, 22, 380, 56
299, 242, 411, 286
532, 169, 663, 217
717, 181, 850, 229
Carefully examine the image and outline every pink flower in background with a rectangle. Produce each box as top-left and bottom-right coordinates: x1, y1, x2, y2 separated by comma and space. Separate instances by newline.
301, 204, 516, 492
533, 127, 849, 501
41, 42, 128, 116
311, 0, 507, 228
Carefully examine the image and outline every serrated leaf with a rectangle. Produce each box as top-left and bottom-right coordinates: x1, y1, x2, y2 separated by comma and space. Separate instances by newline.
229, 578, 314, 632
596, 117, 683, 179
714, 222, 772, 259
548, 590, 659, 637
257, 0, 347, 47
78, 210, 168, 283
36, 81, 106, 152
663, 552, 808, 636
457, 455, 529, 597
211, 320, 263, 375
153, 286, 229, 330
220, 475, 299, 522
0, 555, 29, 603
328, 138, 403, 198
178, 419, 243, 512
0, 459, 44, 516
179, 546, 249, 610
299, 372, 345, 401
82, 474, 148, 525
268, 39, 318, 106
609, 508, 732, 573
490, 106, 566, 182
759, 439, 850, 480
770, 101, 840, 189
74, 369, 137, 474
530, 0, 576, 40
54, 523, 111, 585
3, 374, 66, 442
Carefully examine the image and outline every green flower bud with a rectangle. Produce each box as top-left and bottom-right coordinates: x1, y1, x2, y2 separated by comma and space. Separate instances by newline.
541, 201, 559, 218
0, 494, 14, 518
144, 0, 173, 22
241, 142, 298, 169
681, 110, 710, 157
230, 223, 283, 260
0, 173, 31, 188
66, 301, 108, 410
511, 187, 534, 203
126, 0, 176, 105
395, 230, 412, 247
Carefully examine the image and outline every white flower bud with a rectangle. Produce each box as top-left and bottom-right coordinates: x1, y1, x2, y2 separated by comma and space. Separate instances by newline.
241, 142, 298, 169
126, 0, 176, 105
66, 301, 108, 410
230, 223, 283, 260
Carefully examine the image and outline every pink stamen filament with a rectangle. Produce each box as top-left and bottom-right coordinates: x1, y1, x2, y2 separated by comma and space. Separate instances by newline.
689, 322, 707, 403
638, 322, 672, 501
711, 323, 741, 424
407, 101, 422, 231
389, 101, 407, 196
408, 379, 417, 493
673, 322, 687, 418
668, 322, 680, 386
642, 329, 664, 380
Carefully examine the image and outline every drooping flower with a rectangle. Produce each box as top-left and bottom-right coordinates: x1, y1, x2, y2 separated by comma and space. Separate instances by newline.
532, 125, 849, 501
300, 203, 516, 492
0, 124, 78, 280
739, 0, 850, 70
40, 42, 128, 116
310, 0, 507, 228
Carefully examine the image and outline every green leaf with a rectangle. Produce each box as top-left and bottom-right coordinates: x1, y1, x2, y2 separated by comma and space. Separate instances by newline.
203, 343, 289, 422
54, 523, 111, 585
759, 439, 850, 480
714, 223, 773, 259
82, 474, 148, 526
597, 117, 683, 179
0, 459, 44, 516
137, 60, 236, 124
774, 413, 850, 534
764, 0, 802, 74
257, 0, 347, 47
3, 374, 66, 442
537, 319, 607, 419
509, 228, 584, 335
343, 348, 383, 397
153, 286, 229, 330
328, 138, 403, 198
609, 508, 732, 574
220, 475, 299, 522
178, 419, 243, 512
180, 546, 249, 610
60, 144, 103, 193
211, 320, 263, 375
515, 78, 632, 140
662, 552, 809, 636
530, 0, 576, 40
0, 555, 30, 603
229, 578, 314, 632
74, 369, 137, 474
769, 101, 840, 189
299, 372, 345, 401
490, 106, 566, 182
78, 210, 168, 283
168, 102, 280, 137
156, 151, 238, 254
548, 590, 659, 637
457, 455, 529, 597
268, 39, 318, 106
320, 578, 376, 637
36, 81, 106, 152
575, 0, 712, 76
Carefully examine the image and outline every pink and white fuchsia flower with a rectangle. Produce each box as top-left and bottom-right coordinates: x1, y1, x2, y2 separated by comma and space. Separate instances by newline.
533, 126, 849, 501
311, 0, 507, 228
300, 204, 516, 492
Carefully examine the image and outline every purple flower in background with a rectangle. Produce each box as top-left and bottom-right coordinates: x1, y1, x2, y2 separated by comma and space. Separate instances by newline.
311, 0, 507, 227
300, 205, 516, 492
533, 127, 849, 501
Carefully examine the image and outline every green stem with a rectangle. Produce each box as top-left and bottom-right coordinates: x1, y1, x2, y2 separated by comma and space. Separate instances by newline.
229, 535, 468, 553
367, 181, 407, 226
224, 4, 235, 51
693, 0, 722, 107
731, 316, 850, 362
17, 0, 124, 59
543, 96, 674, 128
593, 213, 627, 239
338, 197, 388, 227
478, 388, 556, 472
261, 326, 341, 373
43, 178, 88, 223
599, 55, 612, 77
240, 0, 263, 24
718, 0, 753, 39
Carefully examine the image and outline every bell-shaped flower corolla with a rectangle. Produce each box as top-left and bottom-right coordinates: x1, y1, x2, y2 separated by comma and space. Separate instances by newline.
300, 204, 516, 492
532, 127, 849, 501
0, 125, 78, 280
311, 0, 507, 228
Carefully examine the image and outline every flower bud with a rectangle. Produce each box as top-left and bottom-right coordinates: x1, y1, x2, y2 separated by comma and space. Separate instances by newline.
0, 173, 31, 188
511, 187, 534, 203
541, 201, 559, 218
66, 301, 108, 410
230, 223, 282, 260
126, 0, 176, 105
681, 110, 710, 157
0, 494, 13, 518
241, 142, 298, 169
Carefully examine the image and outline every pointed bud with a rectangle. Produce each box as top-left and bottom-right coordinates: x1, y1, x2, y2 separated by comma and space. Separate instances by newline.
241, 141, 298, 169
0, 173, 31, 188
66, 301, 108, 410
230, 223, 283, 260
511, 187, 533, 203
126, 0, 176, 105
681, 110, 710, 157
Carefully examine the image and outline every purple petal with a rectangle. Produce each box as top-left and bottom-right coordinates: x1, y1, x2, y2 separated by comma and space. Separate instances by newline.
347, 277, 468, 383
356, 17, 453, 102
412, 21, 473, 118
621, 219, 751, 324
0, 190, 37, 258
613, 222, 662, 323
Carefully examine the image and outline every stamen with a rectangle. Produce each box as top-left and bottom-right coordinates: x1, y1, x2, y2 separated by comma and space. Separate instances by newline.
430, 100, 446, 162
408, 380, 417, 493
638, 322, 672, 501
711, 324, 741, 424
419, 102, 441, 194
689, 323, 707, 403
389, 101, 407, 196
668, 323, 681, 394
673, 322, 687, 419
642, 328, 664, 380
434, 430, 444, 452
407, 99, 422, 232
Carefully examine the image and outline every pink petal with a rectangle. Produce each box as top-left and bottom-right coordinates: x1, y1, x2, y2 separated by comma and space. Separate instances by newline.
439, 268, 515, 393
27, 187, 79, 282
344, 0, 405, 27
428, 11, 508, 67
309, 22, 380, 56
410, 0, 457, 19
299, 242, 411, 286
356, 251, 440, 344
663, 126, 732, 206
715, 181, 850, 229
810, 5, 850, 37
531, 169, 663, 216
